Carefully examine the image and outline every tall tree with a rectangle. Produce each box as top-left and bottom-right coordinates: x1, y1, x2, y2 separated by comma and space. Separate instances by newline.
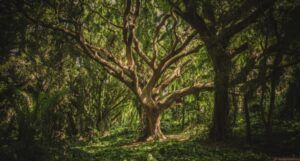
169, 0, 275, 141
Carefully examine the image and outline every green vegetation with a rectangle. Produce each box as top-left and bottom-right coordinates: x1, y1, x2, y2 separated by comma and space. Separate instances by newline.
1, 127, 275, 161
1, 0, 300, 160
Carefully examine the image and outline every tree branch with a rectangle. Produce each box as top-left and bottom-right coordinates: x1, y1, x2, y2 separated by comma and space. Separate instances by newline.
155, 59, 191, 95
220, 0, 262, 26
152, 14, 172, 67
133, 36, 152, 68
220, 0, 275, 42
159, 82, 214, 111
228, 43, 249, 59
86, 3, 123, 29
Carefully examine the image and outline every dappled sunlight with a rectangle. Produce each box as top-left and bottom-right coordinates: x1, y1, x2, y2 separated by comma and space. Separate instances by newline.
62, 130, 272, 161
1, 0, 300, 160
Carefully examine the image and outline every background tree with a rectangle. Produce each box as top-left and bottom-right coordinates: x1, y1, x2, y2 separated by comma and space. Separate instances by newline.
167, 0, 299, 141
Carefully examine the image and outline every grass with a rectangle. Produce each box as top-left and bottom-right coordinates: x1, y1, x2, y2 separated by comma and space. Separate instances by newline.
2, 121, 300, 161
46, 129, 271, 161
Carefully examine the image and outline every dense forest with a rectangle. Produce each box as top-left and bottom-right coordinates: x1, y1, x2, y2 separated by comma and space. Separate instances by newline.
0, 0, 300, 161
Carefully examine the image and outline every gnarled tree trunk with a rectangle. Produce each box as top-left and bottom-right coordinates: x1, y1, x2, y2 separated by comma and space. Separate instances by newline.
138, 107, 166, 141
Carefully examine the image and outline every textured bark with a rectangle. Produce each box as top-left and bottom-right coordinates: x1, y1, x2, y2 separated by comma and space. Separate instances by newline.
138, 107, 166, 141
209, 54, 230, 141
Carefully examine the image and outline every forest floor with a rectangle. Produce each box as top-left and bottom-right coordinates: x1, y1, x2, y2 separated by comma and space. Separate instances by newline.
52, 132, 271, 161
1, 122, 300, 161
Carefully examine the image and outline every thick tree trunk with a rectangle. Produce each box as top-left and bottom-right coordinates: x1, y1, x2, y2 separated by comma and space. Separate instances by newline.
135, 100, 144, 130
209, 55, 230, 141
138, 107, 166, 141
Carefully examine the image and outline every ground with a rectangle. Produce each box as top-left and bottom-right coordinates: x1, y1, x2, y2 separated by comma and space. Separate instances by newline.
1, 121, 300, 161
46, 130, 271, 161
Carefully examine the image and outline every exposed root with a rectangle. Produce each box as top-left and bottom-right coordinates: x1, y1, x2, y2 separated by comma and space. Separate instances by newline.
122, 134, 187, 148
137, 133, 166, 142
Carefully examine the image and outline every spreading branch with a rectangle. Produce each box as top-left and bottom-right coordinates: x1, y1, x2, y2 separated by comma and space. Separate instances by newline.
220, 0, 275, 42
159, 82, 214, 111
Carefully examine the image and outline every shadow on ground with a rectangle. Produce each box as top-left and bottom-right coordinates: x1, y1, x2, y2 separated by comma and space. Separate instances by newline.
62, 131, 271, 161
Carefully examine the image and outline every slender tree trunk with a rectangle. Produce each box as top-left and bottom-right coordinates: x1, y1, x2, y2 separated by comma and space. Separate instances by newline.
231, 92, 239, 128
267, 75, 276, 141
266, 54, 282, 142
210, 56, 230, 141
243, 92, 252, 143
138, 106, 165, 141
260, 86, 267, 130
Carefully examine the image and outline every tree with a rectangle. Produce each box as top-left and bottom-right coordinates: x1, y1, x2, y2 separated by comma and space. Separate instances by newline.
15, 0, 213, 141
169, 0, 275, 141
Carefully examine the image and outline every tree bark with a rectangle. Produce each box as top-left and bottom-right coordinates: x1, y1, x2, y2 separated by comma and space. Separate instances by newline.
209, 54, 231, 141
243, 92, 252, 143
138, 107, 166, 141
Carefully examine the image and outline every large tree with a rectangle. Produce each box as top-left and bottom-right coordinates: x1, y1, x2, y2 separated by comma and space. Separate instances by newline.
169, 0, 275, 141
16, 0, 213, 141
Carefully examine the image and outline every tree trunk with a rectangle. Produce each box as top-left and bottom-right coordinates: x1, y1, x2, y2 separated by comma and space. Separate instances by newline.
135, 99, 144, 130
266, 75, 276, 142
266, 54, 282, 142
209, 56, 230, 141
259, 86, 267, 130
243, 92, 252, 143
138, 107, 166, 141
231, 90, 239, 128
